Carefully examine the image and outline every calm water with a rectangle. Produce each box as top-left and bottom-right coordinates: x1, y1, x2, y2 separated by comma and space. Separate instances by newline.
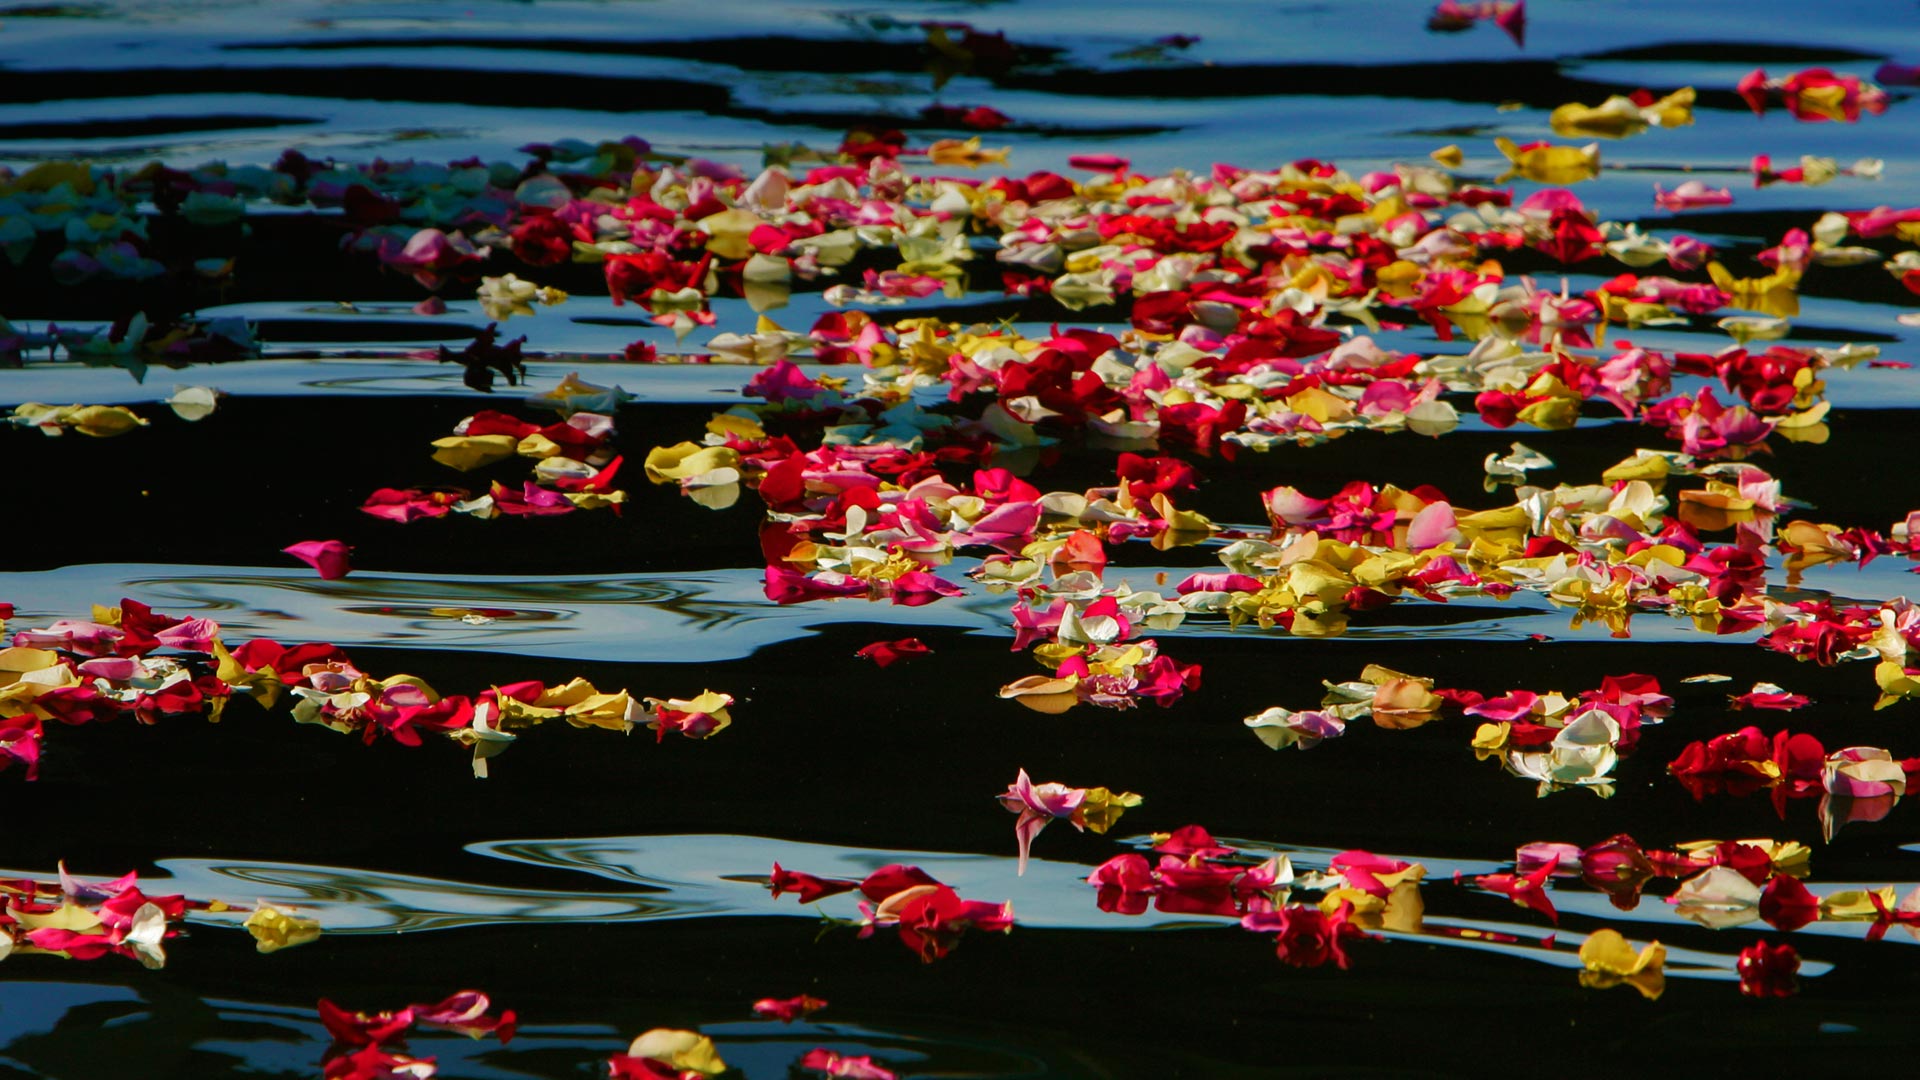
7, 1, 1920, 1076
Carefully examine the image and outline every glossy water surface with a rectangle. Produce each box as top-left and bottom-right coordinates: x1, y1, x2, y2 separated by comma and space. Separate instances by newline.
8, 1, 1920, 1076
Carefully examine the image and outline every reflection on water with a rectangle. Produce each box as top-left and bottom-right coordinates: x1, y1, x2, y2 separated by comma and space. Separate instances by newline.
0, 856, 676, 936
0, 989, 614, 1080
0, 559, 1808, 667
8, 0, 1920, 1071
0, 563, 996, 663
13, 831, 1887, 971
471, 833, 1875, 981
0, 984, 1043, 1080
7, 826, 1916, 1075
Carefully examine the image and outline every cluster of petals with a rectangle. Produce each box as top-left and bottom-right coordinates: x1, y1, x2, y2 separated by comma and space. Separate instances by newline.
28, 31, 1920, 1041
367, 405, 625, 521
1089, 826, 1406, 967
1511, 833, 1808, 917
476, 272, 567, 320
1745, 595, 1920, 715
1736, 67, 1890, 123
1244, 666, 1668, 796
1658, 848, 1920, 941
654, 344, 1920, 709
1509, 829, 1920, 945
1464, 674, 1671, 795
0, 865, 187, 969
1243, 664, 1445, 754
15, 131, 1878, 446
765, 862, 1013, 962
8, 401, 149, 437
1195, 454, 1829, 641
319, 991, 515, 1079
9, 126, 1914, 467
1, 599, 731, 778
997, 588, 1203, 712
644, 373, 1229, 700
1669, 725, 1917, 829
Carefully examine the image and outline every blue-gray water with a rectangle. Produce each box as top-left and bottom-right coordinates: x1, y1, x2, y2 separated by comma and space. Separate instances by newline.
7, 2, 1920, 1076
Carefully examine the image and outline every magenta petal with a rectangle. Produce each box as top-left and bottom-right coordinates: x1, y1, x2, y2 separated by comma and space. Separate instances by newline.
1357, 379, 1416, 416
1494, 0, 1524, 46
1465, 690, 1539, 721
744, 359, 825, 404
888, 570, 962, 606
1175, 572, 1264, 595
283, 539, 353, 580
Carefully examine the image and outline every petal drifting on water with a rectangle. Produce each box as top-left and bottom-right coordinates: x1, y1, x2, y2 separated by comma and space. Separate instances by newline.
1668, 865, 1762, 929
1653, 181, 1733, 211
616, 1029, 727, 1077
1475, 855, 1560, 923
243, 903, 321, 953
1244, 706, 1347, 750
768, 862, 860, 904
1578, 929, 1666, 999
283, 540, 353, 580
1494, 138, 1600, 184
751, 995, 827, 1022
165, 385, 220, 421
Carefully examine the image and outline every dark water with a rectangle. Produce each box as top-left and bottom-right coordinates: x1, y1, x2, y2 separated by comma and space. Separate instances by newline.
8, 1, 1920, 1076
